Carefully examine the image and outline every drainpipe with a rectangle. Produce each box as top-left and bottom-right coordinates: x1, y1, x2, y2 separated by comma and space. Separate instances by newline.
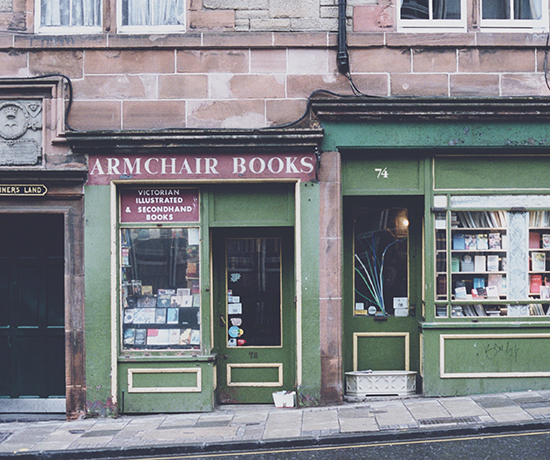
337, 0, 350, 75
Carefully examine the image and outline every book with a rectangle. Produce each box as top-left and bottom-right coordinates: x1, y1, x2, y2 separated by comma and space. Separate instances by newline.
476, 234, 488, 250
532, 252, 546, 272
123, 328, 135, 345
473, 277, 485, 289
530, 232, 540, 249
166, 308, 179, 324
531, 274, 543, 293
137, 295, 156, 309
453, 233, 465, 250
455, 286, 467, 299
486, 285, 499, 299
488, 274, 505, 296
461, 255, 474, 272
464, 234, 477, 250
540, 285, 550, 299
134, 329, 147, 346
181, 295, 193, 307
155, 308, 167, 324
487, 255, 499, 272
146, 328, 159, 345
489, 233, 501, 249
142, 285, 153, 296
543, 234, 550, 249
474, 255, 486, 272
190, 329, 200, 345
451, 256, 460, 273
157, 329, 170, 345
156, 294, 171, 308
168, 329, 180, 345
180, 328, 192, 345
134, 308, 155, 324
123, 309, 135, 324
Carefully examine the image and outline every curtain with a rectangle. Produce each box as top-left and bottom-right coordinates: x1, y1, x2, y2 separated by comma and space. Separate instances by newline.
124, 0, 185, 26
42, 0, 101, 26
482, 0, 541, 19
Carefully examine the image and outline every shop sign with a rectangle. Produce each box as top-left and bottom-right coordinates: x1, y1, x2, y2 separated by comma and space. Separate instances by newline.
0, 184, 47, 196
87, 153, 316, 185
120, 187, 199, 223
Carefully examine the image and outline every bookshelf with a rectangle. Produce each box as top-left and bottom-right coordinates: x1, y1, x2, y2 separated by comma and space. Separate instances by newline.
529, 211, 550, 299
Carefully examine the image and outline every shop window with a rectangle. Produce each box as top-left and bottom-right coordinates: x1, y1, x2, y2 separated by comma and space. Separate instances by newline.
37, 0, 102, 33
354, 207, 409, 317
118, 0, 186, 33
434, 195, 550, 318
399, 0, 548, 31
120, 227, 200, 350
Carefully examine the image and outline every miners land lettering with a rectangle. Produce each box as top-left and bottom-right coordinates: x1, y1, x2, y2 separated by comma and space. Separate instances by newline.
0, 185, 47, 196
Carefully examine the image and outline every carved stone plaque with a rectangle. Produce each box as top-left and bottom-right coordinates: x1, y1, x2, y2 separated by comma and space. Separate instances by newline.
0, 100, 42, 166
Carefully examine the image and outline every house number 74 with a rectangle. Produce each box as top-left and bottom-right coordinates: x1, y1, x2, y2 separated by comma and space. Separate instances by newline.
375, 167, 389, 178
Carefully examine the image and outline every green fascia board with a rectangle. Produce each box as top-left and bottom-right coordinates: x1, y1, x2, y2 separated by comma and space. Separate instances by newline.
321, 121, 550, 152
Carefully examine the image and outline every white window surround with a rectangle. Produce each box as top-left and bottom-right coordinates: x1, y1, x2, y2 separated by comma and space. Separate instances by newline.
35, 0, 187, 34
398, 0, 549, 32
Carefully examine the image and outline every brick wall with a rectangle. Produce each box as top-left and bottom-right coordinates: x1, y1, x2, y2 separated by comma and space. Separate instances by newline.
0, 2, 549, 130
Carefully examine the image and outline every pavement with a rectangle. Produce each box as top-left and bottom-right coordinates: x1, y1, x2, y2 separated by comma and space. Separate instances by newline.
2, 390, 550, 459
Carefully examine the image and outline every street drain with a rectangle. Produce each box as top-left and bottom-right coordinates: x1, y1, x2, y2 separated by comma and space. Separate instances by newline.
419, 416, 480, 425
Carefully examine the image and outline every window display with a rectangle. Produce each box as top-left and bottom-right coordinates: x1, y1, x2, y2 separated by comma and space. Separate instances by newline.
434, 203, 550, 318
120, 227, 200, 349
354, 207, 409, 317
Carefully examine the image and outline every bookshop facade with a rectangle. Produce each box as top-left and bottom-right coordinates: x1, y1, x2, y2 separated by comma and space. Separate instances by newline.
68, 129, 324, 413
313, 97, 550, 397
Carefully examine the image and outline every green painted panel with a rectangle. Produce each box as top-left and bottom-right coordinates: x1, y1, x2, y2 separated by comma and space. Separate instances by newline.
84, 185, 114, 407
132, 370, 200, 389
118, 362, 214, 413
230, 366, 280, 383
435, 154, 550, 190
321, 121, 550, 151
356, 336, 407, 371
443, 335, 550, 374
209, 184, 294, 227
342, 153, 422, 195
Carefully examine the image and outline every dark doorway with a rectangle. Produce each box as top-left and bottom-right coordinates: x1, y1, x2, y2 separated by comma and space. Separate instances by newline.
0, 214, 65, 408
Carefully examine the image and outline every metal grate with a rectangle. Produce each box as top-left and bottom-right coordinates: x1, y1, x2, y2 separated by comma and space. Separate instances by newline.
418, 416, 480, 425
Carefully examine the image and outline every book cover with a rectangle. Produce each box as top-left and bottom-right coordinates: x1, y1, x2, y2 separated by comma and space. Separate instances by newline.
132, 280, 142, 295
156, 294, 171, 308
530, 274, 543, 293
461, 255, 474, 272
453, 233, 465, 250
166, 308, 179, 324
192, 294, 201, 307
180, 328, 192, 345
474, 255, 486, 272
464, 234, 477, 250
141, 285, 153, 296
134, 329, 147, 346
157, 329, 170, 345
155, 308, 167, 324
146, 328, 159, 345
123, 328, 135, 345
123, 309, 135, 324
181, 295, 193, 307
473, 277, 485, 289
168, 329, 180, 345
488, 274, 505, 296
190, 329, 200, 345
170, 295, 183, 308
543, 234, 550, 249
486, 285, 499, 299
476, 234, 488, 250
530, 232, 541, 249
532, 252, 546, 272
455, 286, 467, 299
489, 233, 501, 249
133, 308, 155, 324
451, 256, 460, 273
541, 285, 550, 300
137, 295, 156, 309
487, 255, 499, 272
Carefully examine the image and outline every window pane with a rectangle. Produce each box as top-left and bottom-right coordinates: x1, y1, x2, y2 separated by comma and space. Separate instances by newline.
434, 0, 461, 18
401, 0, 429, 19
41, 0, 101, 27
226, 238, 281, 347
354, 208, 409, 316
122, 0, 185, 26
515, 0, 542, 18
482, 0, 511, 18
121, 228, 201, 350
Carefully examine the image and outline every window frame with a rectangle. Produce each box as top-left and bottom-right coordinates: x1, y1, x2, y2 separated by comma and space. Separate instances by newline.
398, 0, 549, 32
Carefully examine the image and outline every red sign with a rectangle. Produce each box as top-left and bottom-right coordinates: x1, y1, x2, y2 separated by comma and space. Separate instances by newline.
120, 187, 199, 223
87, 153, 316, 185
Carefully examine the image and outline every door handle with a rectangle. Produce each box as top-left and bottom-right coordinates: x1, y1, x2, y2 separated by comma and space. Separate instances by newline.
219, 315, 226, 327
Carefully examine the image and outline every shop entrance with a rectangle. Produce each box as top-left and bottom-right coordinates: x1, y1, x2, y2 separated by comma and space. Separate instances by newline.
344, 197, 423, 391
213, 228, 295, 404
0, 214, 65, 411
